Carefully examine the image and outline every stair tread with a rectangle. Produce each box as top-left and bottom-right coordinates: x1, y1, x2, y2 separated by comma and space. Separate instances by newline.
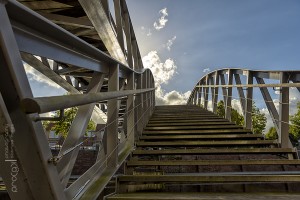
139, 134, 263, 140
144, 125, 242, 130
127, 159, 300, 166
107, 192, 300, 200
146, 122, 236, 126
136, 140, 277, 147
132, 148, 296, 155
118, 174, 300, 182
143, 129, 251, 135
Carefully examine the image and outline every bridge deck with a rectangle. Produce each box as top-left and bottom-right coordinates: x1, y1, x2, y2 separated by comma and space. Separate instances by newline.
106, 105, 300, 200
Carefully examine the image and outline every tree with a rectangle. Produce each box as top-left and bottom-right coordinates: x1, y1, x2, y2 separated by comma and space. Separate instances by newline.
43, 107, 96, 138
216, 100, 244, 126
216, 100, 266, 134
216, 100, 225, 118
290, 102, 300, 140
265, 127, 278, 140
231, 109, 244, 126
251, 103, 267, 134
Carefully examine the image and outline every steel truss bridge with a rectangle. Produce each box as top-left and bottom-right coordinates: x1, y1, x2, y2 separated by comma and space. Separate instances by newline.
1, 1, 300, 200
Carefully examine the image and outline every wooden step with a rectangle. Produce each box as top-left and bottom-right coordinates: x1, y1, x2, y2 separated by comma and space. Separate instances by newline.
139, 134, 264, 141
144, 125, 243, 130
148, 119, 229, 123
106, 192, 300, 200
143, 129, 252, 135
150, 116, 223, 120
136, 140, 277, 147
146, 121, 236, 127
127, 159, 300, 167
118, 174, 300, 183
151, 114, 217, 117
132, 148, 297, 157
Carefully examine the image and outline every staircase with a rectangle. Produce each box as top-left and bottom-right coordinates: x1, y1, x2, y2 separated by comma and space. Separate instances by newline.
106, 105, 300, 200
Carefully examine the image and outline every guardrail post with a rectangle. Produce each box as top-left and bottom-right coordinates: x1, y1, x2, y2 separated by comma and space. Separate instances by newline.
245, 71, 253, 130
142, 72, 147, 127
106, 64, 119, 167
127, 72, 135, 147
225, 69, 233, 121
136, 74, 143, 139
204, 76, 209, 109
197, 84, 202, 106
193, 90, 198, 106
114, 0, 125, 53
279, 72, 292, 148
212, 71, 219, 113
146, 70, 151, 122
124, 12, 133, 67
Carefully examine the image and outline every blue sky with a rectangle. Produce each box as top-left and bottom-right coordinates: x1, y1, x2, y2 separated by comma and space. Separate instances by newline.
127, 0, 300, 95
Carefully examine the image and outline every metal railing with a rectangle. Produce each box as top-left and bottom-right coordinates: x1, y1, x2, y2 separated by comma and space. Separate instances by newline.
188, 68, 300, 149
0, 1, 155, 199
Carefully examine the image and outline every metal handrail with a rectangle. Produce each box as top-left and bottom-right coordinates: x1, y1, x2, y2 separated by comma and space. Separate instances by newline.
21, 88, 155, 114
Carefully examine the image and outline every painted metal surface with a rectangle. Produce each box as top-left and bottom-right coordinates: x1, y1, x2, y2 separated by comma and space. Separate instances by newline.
0, 1, 155, 199
188, 68, 300, 148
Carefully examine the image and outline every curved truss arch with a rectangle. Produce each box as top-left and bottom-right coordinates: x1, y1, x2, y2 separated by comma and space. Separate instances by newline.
188, 68, 300, 149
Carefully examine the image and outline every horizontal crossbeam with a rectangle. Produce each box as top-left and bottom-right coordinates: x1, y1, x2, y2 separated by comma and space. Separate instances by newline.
21, 88, 155, 114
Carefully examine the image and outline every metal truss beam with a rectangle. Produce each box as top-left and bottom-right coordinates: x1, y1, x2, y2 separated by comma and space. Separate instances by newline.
189, 68, 300, 148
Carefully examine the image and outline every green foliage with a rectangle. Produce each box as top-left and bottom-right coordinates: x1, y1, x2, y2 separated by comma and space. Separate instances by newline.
43, 107, 96, 138
216, 100, 244, 126
290, 102, 300, 140
251, 103, 267, 134
231, 109, 244, 126
265, 127, 278, 140
216, 100, 225, 118
216, 100, 266, 133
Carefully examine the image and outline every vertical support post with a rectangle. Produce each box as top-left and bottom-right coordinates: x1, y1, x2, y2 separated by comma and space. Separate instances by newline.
113, 0, 125, 53
132, 40, 138, 70
127, 72, 134, 146
220, 73, 227, 103
106, 64, 119, 167
225, 70, 233, 121
124, 12, 133, 67
245, 71, 253, 130
136, 74, 143, 138
204, 76, 209, 109
279, 72, 292, 148
212, 71, 219, 113
209, 76, 214, 111
193, 90, 198, 105
0, 3, 66, 199
197, 84, 202, 106
146, 71, 151, 122
142, 72, 147, 127
234, 73, 246, 117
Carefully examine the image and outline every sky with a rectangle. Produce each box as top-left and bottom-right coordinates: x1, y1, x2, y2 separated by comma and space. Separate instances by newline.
126, 0, 300, 105
24, 0, 300, 132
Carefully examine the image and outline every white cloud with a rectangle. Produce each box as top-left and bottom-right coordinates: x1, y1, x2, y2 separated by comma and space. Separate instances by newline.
154, 8, 168, 30
156, 86, 191, 105
141, 26, 145, 30
164, 36, 176, 51
23, 62, 61, 89
231, 99, 243, 115
142, 51, 177, 85
203, 68, 210, 73
143, 51, 190, 105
